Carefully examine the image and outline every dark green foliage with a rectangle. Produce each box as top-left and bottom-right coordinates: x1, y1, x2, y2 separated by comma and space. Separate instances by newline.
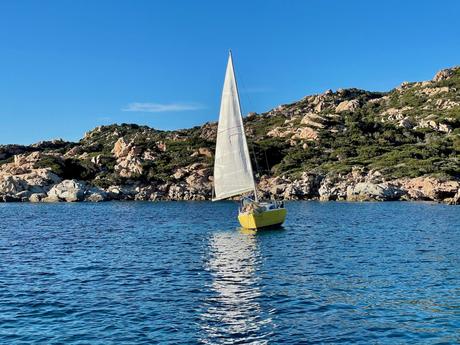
0, 156, 14, 166
28, 97, 460, 184
34, 155, 100, 180
272, 142, 329, 176
33, 140, 75, 153
388, 88, 427, 108
12, 70, 460, 185
93, 173, 126, 189
249, 138, 289, 175
34, 156, 66, 175
0, 145, 35, 163
261, 99, 460, 179
248, 115, 286, 137
61, 158, 99, 180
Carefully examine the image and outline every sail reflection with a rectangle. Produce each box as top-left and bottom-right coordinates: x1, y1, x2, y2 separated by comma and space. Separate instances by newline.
200, 230, 273, 345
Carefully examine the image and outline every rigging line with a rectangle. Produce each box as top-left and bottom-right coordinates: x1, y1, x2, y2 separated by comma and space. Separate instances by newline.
237, 59, 274, 202
264, 149, 271, 175
263, 148, 274, 201
251, 144, 260, 177
231, 51, 259, 202
235, 56, 261, 178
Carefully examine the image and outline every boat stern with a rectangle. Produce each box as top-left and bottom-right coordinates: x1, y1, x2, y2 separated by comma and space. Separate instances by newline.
238, 208, 287, 230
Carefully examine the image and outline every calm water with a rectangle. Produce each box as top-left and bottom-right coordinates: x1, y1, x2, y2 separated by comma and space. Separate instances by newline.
0, 201, 459, 344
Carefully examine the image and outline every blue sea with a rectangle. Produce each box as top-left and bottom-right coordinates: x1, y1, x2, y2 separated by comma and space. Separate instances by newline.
0, 201, 459, 344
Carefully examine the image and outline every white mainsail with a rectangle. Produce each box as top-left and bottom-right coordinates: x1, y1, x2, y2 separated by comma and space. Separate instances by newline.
212, 52, 257, 201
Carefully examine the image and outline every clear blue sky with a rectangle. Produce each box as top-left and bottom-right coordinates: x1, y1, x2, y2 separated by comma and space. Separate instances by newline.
1, 0, 459, 144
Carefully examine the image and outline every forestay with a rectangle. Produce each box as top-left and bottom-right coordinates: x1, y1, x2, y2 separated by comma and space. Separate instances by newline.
212, 53, 256, 201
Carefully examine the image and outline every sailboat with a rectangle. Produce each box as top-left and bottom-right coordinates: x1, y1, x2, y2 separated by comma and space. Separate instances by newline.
212, 52, 287, 229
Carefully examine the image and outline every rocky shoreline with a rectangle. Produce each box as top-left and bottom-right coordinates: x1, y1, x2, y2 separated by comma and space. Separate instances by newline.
1, 150, 458, 204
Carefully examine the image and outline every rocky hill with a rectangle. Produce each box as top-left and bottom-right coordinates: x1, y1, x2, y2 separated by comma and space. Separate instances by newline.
1, 66, 459, 204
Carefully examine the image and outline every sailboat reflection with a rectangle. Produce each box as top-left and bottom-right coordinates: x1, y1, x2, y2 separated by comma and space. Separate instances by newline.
200, 229, 273, 344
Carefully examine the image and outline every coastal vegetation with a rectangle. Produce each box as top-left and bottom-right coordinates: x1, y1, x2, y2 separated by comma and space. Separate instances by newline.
0, 66, 459, 203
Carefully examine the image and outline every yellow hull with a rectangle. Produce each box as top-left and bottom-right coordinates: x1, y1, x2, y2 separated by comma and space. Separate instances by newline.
238, 208, 287, 230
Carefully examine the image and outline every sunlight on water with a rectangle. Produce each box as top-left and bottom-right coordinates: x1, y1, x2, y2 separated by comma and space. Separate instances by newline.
200, 230, 272, 344
0, 201, 459, 344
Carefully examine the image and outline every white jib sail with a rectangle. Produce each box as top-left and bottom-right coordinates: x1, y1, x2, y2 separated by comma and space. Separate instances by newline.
213, 52, 256, 201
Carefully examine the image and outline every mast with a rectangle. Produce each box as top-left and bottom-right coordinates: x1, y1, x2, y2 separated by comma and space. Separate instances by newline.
229, 51, 259, 202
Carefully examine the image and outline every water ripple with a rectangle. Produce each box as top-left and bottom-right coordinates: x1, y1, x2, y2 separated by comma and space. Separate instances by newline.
0, 201, 459, 344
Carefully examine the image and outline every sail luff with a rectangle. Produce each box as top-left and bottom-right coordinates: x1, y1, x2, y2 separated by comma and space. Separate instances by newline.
228, 52, 258, 202
212, 52, 257, 201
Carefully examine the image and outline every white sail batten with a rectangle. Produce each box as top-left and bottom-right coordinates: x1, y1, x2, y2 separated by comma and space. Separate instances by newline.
212, 53, 256, 201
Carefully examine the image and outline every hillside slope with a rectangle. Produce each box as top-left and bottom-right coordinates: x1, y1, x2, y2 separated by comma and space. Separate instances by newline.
0, 66, 459, 203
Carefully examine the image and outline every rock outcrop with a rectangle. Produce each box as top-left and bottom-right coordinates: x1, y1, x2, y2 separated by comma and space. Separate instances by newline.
261, 171, 458, 204
0, 65, 458, 204
346, 182, 403, 201
397, 177, 459, 202
335, 100, 360, 113
433, 66, 460, 82
44, 180, 87, 202
0, 152, 62, 201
